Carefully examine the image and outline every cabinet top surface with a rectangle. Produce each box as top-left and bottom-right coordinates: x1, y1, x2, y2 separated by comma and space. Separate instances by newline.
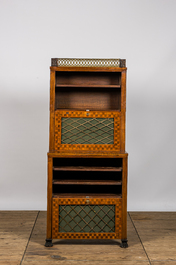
51, 58, 126, 68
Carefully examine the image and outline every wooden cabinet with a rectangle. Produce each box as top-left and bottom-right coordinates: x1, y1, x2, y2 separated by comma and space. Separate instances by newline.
45, 58, 128, 248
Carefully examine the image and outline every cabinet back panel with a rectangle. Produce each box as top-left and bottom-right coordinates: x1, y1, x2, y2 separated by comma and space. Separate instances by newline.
53, 185, 122, 195
53, 171, 122, 181
56, 72, 121, 86
53, 158, 122, 167
55, 88, 121, 110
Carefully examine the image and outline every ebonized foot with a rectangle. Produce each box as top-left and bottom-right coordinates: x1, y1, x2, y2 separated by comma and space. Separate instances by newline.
120, 239, 128, 248
45, 239, 53, 247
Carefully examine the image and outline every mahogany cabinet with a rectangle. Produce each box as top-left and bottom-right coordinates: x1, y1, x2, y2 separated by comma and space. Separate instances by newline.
45, 58, 128, 248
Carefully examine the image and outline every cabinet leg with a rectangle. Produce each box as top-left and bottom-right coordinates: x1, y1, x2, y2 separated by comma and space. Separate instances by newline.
45, 238, 53, 247
120, 239, 128, 248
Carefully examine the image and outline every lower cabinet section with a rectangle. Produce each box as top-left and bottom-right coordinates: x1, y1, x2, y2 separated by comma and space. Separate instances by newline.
45, 153, 128, 248
52, 197, 122, 239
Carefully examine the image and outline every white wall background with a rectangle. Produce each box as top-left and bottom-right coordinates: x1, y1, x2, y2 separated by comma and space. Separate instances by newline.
0, 0, 176, 211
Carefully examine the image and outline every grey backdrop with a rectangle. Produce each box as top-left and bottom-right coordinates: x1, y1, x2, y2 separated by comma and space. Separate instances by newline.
0, 0, 176, 210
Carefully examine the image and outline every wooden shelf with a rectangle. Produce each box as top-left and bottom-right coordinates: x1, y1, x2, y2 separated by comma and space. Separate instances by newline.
53, 166, 122, 172
53, 193, 122, 198
53, 179, 122, 185
55, 84, 121, 88
55, 108, 120, 112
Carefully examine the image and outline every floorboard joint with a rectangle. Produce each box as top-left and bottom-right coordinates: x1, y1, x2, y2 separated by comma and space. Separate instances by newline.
129, 212, 151, 265
20, 211, 40, 265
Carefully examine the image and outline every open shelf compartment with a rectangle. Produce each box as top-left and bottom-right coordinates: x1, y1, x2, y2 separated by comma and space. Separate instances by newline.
52, 158, 122, 198
55, 71, 121, 87
55, 71, 121, 111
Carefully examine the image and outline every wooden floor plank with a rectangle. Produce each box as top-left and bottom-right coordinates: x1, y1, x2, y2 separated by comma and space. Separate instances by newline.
0, 211, 38, 264
22, 261, 150, 265
22, 212, 148, 264
0, 261, 21, 265
151, 260, 176, 265
130, 212, 176, 262
130, 212, 176, 220
1, 211, 176, 264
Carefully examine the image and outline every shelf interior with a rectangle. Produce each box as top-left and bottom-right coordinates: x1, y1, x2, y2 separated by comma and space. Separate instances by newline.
53, 170, 122, 182
52, 158, 122, 197
55, 71, 121, 111
53, 158, 122, 168
55, 87, 121, 111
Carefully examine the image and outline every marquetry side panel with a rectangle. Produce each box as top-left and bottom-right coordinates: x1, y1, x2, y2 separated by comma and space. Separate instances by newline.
52, 198, 122, 239
54, 110, 120, 153
49, 70, 55, 152
122, 156, 128, 239
120, 70, 126, 151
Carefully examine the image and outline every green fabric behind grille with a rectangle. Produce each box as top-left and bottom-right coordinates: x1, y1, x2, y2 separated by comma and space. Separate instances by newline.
59, 205, 115, 233
61, 118, 114, 144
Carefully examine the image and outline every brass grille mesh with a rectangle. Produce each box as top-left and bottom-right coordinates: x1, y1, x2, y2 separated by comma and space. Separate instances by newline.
59, 205, 115, 233
52, 58, 120, 67
61, 117, 114, 144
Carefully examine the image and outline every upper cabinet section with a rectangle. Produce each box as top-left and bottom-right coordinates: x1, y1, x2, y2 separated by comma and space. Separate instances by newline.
51, 58, 126, 112
49, 58, 127, 153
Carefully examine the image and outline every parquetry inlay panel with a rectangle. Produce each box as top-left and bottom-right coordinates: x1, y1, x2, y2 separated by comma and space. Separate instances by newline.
52, 198, 122, 239
54, 110, 120, 152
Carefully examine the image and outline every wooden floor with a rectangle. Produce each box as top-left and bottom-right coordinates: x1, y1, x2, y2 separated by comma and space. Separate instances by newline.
0, 212, 176, 265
